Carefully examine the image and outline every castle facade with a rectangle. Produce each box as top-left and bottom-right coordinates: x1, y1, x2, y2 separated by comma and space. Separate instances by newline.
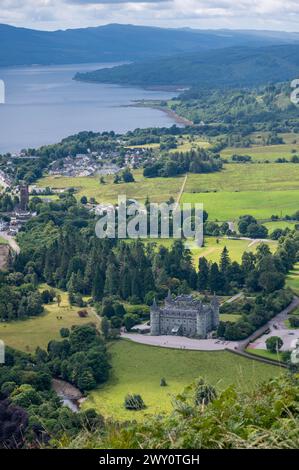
150, 293, 219, 338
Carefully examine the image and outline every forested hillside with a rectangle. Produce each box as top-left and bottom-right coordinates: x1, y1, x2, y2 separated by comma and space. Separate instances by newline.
76, 45, 299, 88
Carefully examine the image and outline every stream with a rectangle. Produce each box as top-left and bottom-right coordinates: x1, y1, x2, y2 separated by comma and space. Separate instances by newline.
52, 378, 83, 413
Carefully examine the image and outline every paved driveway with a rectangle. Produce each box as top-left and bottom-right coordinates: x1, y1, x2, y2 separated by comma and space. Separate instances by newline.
121, 333, 235, 351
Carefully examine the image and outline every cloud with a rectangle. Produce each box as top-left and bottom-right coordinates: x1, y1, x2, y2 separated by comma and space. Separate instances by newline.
67, 0, 170, 3
1, 0, 299, 31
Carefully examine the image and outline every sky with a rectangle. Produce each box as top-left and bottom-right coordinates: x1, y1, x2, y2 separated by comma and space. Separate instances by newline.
1, 0, 299, 32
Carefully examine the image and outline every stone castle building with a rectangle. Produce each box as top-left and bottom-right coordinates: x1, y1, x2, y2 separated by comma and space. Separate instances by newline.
150, 292, 219, 338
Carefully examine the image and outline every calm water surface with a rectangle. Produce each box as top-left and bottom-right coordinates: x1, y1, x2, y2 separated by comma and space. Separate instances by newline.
0, 63, 177, 153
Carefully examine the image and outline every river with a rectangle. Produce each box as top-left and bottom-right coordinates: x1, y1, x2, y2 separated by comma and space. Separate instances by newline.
0, 62, 178, 154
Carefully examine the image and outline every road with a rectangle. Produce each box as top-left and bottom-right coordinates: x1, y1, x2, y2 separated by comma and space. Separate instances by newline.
236, 296, 299, 352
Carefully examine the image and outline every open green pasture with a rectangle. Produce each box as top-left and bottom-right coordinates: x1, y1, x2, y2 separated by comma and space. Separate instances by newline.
0, 286, 98, 353
83, 340, 283, 421
181, 191, 298, 221
221, 143, 299, 162
37, 170, 183, 204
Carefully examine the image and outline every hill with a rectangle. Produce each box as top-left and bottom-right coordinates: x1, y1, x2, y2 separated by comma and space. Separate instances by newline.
75, 44, 299, 88
1, 23, 299, 67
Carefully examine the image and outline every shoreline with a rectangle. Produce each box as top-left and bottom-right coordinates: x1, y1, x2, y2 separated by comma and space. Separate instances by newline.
128, 100, 194, 127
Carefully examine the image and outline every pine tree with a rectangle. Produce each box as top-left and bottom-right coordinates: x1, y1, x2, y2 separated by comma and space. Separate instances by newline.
197, 257, 209, 291
220, 246, 231, 275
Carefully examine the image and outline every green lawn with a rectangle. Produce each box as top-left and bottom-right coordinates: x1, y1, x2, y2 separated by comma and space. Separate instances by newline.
189, 236, 277, 266
0, 236, 8, 244
221, 143, 299, 162
263, 220, 298, 233
83, 339, 283, 421
37, 170, 184, 204
182, 191, 298, 221
185, 164, 299, 193
134, 236, 277, 266
246, 348, 283, 362
0, 286, 99, 353
219, 314, 242, 323
182, 163, 299, 221
286, 263, 299, 295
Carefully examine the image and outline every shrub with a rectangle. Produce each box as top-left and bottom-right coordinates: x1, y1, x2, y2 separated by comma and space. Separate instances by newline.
124, 394, 146, 410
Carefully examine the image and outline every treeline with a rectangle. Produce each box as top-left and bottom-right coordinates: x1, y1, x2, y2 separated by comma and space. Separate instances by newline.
175, 82, 299, 135
0, 272, 43, 321
143, 148, 222, 178
16, 195, 197, 305
0, 325, 107, 448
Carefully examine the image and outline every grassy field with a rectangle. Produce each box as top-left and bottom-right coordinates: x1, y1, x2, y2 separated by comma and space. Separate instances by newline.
263, 220, 298, 233
37, 170, 184, 204
286, 263, 299, 295
185, 164, 299, 192
221, 144, 299, 162
37, 163, 299, 221
182, 190, 298, 221
0, 236, 8, 244
136, 236, 277, 266
0, 286, 99, 353
187, 237, 277, 265
246, 348, 283, 362
182, 163, 299, 220
83, 340, 283, 421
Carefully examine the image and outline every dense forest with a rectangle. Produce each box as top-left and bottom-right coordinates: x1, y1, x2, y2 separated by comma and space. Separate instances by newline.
168, 82, 299, 134
76, 44, 299, 88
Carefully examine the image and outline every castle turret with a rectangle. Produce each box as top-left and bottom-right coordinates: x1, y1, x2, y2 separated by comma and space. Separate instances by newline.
150, 298, 160, 335
211, 294, 220, 329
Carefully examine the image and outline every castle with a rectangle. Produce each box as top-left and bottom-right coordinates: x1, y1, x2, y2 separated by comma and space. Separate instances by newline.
150, 292, 219, 338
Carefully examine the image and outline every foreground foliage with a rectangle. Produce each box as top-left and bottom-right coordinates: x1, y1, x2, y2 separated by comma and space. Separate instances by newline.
69, 374, 299, 449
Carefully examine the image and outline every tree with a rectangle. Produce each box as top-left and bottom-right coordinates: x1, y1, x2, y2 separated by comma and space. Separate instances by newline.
101, 317, 111, 340
77, 369, 96, 391
209, 263, 224, 293
197, 257, 209, 291
289, 316, 299, 328
123, 313, 139, 331
60, 328, 70, 338
122, 168, 135, 183
124, 394, 146, 410
266, 336, 283, 354
194, 378, 217, 406
220, 246, 231, 275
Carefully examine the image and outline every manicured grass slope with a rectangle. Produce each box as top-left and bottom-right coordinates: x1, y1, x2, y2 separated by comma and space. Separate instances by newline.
0, 287, 99, 353
83, 340, 282, 421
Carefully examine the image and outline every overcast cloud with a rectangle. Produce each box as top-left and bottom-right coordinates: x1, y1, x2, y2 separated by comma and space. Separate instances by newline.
1, 0, 299, 31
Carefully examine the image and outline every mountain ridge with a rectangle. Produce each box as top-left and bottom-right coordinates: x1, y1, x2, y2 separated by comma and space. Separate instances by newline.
1, 23, 299, 67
